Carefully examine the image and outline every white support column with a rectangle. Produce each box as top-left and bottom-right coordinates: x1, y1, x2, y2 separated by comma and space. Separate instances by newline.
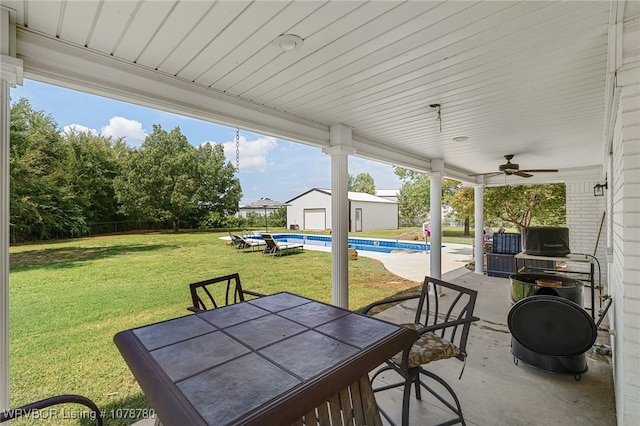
323, 124, 355, 308
0, 51, 23, 410
474, 181, 485, 274
429, 159, 443, 280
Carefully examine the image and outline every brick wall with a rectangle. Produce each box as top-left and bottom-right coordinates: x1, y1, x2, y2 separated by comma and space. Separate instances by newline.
565, 181, 608, 283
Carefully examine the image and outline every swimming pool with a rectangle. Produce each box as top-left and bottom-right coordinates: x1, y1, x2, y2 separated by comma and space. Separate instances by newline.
269, 234, 430, 254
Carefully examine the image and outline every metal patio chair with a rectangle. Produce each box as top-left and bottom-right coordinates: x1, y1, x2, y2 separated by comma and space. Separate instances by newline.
362, 276, 479, 426
187, 273, 265, 313
0, 394, 102, 425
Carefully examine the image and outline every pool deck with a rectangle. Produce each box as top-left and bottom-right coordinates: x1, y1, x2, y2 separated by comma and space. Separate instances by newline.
298, 238, 475, 282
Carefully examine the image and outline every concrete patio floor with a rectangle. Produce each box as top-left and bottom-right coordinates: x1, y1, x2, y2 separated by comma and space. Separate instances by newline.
370, 270, 616, 425
135, 243, 616, 425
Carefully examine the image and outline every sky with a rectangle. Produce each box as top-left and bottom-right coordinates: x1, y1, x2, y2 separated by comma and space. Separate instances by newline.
11, 79, 402, 206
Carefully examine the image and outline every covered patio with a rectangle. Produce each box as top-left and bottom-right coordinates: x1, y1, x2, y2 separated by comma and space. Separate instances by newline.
1, 1, 638, 424
132, 265, 616, 426
371, 269, 616, 425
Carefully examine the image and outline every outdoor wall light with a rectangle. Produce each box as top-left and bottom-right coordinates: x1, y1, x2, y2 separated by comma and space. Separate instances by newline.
594, 182, 607, 197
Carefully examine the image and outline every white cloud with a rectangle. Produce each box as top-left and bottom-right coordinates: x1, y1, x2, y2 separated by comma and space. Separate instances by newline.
101, 116, 147, 146
221, 135, 278, 172
62, 124, 98, 136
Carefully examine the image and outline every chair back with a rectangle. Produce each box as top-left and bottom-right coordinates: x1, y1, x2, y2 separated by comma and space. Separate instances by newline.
415, 276, 478, 360
261, 233, 278, 250
188, 273, 247, 312
228, 232, 243, 247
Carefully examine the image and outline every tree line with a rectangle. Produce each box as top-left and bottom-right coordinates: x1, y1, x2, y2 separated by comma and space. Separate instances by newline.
9, 97, 564, 243
9, 98, 241, 242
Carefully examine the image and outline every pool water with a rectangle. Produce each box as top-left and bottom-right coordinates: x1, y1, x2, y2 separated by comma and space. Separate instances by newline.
269, 234, 430, 254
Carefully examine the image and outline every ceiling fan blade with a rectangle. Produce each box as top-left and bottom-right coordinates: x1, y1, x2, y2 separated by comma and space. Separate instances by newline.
514, 171, 533, 178
520, 169, 559, 173
468, 171, 503, 178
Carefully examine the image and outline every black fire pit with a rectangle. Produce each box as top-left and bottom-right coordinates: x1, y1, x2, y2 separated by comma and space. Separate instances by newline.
508, 273, 597, 380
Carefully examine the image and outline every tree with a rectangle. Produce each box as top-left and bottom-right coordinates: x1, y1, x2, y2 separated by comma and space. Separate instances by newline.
268, 206, 287, 228
193, 142, 242, 227
114, 125, 241, 231
348, 172, 375, 194
9, 98, 87, 241
393, 167, 430, 226
61, 129, 128, 226
484, 183, 566, 230
443, 180, 474, 236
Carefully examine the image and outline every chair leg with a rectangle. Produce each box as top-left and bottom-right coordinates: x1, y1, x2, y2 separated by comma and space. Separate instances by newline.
401, 374, 413, 426
371, 364, 466, 426
416, 368, 466, 426
413, 369, 422, 401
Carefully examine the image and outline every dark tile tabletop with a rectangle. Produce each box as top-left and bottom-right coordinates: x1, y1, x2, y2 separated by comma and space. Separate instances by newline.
115, 292, 416, 426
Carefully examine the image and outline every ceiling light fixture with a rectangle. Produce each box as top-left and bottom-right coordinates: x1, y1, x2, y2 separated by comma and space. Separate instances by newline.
453, 136, 469, 142
272, 34, 304, 52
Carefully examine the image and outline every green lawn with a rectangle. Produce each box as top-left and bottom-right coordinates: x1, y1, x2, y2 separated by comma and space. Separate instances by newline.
9, 230, 436, 425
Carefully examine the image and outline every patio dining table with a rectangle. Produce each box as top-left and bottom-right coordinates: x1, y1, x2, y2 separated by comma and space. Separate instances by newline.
114, 292, 417, 426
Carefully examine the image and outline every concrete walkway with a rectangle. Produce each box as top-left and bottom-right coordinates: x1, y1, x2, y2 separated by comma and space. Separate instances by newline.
355, 242, 475, 282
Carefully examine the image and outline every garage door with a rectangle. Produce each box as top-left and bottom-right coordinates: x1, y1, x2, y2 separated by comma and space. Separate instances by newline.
304, 209, 326, 230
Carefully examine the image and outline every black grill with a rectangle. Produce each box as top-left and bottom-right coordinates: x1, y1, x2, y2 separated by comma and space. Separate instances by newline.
507, 273, 597, 380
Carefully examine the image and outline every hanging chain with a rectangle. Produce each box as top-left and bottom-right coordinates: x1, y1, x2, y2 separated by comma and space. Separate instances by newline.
430, 103, 442, 132
235, 127, 240, 172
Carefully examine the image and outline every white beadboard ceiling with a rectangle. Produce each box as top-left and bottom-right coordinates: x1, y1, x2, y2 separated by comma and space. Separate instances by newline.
2, 0, 632, 185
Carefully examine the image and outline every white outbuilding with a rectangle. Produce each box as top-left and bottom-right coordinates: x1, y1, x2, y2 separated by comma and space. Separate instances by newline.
286, 188, 398, 232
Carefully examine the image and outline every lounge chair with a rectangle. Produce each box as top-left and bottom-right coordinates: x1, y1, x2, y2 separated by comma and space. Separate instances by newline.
235, 234, 267, 252
261, 233, 303, 256
228, 231, 243, 248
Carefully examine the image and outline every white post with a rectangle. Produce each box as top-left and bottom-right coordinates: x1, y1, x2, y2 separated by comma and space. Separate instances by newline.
0, 50, 23, 411
474, 181, 485, 274
323, 124, 355, 308
429, 159, 443, 280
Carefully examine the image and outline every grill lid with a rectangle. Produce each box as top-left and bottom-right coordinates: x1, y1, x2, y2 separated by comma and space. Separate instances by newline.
508, 295, 597, 357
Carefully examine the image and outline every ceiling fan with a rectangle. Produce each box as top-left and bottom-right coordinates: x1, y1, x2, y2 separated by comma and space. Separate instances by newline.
469, 155, 559, 178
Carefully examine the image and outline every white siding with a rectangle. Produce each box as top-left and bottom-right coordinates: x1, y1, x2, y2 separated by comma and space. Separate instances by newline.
351, 201, 398, 231
610, 17, 640, 424
287, 190, 332, 231
287, 189, 399, 232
